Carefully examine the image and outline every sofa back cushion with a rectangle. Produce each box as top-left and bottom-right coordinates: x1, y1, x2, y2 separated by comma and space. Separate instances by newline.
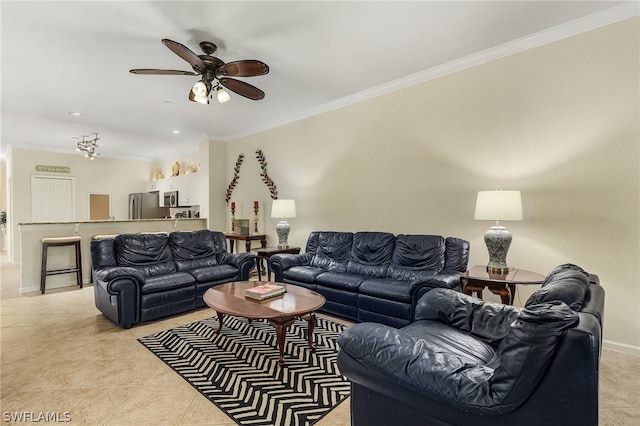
169, 230, 220, 271
492, 302, 579, 408
305, 231, 321, 254
444, 237, 470, 272
90, 238, 117, 267
525, 264, 590, 311
387, 234, 445, 281
346, 232, 395, 278
309, 232, 354, 272
115, 233, 176, 276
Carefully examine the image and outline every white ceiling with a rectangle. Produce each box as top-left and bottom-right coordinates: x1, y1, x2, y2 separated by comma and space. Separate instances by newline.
1, 1, 636, 162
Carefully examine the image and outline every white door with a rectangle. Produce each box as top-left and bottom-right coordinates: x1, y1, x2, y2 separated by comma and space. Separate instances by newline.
31, 176, 75, 222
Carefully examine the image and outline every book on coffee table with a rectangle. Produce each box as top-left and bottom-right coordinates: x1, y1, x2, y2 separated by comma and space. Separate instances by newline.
245, 283, 285, 300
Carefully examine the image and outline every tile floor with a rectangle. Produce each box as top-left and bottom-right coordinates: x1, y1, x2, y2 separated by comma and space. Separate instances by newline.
1, 251, 638, 425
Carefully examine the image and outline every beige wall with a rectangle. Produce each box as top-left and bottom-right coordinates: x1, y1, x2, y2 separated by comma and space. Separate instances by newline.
226, 18, 639, 352
8, 149, 153, 262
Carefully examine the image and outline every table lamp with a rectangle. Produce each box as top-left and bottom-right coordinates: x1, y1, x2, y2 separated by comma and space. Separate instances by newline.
474, 189, 523, 274
271, 199, 296, 248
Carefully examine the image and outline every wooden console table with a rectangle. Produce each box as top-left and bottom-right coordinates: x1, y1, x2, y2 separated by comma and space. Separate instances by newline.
462, 265, 545, 305
225, 234, 267, 253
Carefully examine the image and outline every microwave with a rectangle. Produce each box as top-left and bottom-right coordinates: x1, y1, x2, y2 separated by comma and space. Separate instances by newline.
163, 191, 180, 207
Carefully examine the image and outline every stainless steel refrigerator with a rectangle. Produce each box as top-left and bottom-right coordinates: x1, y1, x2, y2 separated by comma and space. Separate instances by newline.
128, 192, 170, 219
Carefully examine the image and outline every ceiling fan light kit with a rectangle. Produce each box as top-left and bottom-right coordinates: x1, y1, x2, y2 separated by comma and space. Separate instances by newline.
217, 86, 231, 103
130, 38, 269, 105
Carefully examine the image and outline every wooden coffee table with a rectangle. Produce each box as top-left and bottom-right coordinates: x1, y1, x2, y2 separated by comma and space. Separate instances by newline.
203, 281, 326, 366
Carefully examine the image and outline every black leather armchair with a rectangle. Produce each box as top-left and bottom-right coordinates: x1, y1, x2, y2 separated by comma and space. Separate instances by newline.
337, 264, 604, 426
92, 230, 255, 328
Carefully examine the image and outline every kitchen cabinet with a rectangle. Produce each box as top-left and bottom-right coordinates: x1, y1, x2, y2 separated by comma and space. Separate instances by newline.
146, 180, 160, 192
152, 173, 201, 206
181, 173, 202, 206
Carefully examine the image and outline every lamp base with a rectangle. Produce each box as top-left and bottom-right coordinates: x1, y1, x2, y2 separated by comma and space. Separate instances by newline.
484, 225, 512, 275
275, 220, 290, 249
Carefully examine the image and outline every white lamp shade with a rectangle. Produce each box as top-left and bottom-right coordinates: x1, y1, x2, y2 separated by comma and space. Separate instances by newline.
271, 199, 296, 218
474, 191, 523, 221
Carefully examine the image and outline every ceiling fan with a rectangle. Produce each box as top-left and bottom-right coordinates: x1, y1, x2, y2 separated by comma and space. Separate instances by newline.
130, 39, 269, 104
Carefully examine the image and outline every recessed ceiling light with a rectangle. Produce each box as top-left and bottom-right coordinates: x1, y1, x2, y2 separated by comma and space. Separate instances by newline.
171, 129, 181, 135
68, 112, 83, 117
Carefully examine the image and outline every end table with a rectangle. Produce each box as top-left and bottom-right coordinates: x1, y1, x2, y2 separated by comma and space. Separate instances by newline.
255, 246, 301, 281
225, 234, 267, 253
462, 265, 545, 305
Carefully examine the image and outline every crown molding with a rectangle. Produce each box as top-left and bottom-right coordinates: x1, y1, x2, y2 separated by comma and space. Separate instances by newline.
225, 2, 640, 142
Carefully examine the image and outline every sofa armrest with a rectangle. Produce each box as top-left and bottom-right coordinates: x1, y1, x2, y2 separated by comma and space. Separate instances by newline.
93, 266, 145, 284
414, 288, 521, 342
92, 270, 141, 329
269, 252, 313, 281
218, 252, 254, 267
218, 252, 256, 280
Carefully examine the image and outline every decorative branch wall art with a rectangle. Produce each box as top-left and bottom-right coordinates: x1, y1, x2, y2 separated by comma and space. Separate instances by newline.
225, 154, 245, 204
255, 149, 278, 199
224, 150, 279, 203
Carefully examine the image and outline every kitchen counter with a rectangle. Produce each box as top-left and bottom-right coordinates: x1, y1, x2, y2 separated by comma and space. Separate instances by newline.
18, 218, 207, 293
17, 218, 204, 226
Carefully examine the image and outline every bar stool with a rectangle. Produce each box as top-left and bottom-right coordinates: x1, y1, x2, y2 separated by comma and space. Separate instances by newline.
40, 236, 83, 294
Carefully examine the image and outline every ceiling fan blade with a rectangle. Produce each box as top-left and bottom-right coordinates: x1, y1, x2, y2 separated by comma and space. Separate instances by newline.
219, 78, 265, 101
218, 60, 269, 77
130, 69, 198, 75
162, 39, 206, 74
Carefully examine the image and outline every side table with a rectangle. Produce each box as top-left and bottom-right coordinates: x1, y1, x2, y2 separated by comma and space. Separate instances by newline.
255, 246, 301, 281
462, 265, 545, 305
225, 234, 267, 253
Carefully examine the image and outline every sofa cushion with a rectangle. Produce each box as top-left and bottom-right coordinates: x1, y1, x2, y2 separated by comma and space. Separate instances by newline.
346, 232, 395, 278
115, 234, 176, 276
525, 264, 590, 310
358, 278, 415, 303
169, 230, 219, 270
416, 288, 521, 343
283, 266, 325, 283
140, 272, 196, 294
387, 235, 445, 281
188, 264, 238, 283
310, 232, 353, 272
444, 237, 471, 272
316, 271, 366, 291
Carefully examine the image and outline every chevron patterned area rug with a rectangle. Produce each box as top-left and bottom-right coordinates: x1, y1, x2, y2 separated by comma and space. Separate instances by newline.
138, 315, 350, 426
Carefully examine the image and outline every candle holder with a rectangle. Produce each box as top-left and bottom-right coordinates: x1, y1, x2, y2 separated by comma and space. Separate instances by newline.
253, 201, 259, 234
230, 202, 236, 232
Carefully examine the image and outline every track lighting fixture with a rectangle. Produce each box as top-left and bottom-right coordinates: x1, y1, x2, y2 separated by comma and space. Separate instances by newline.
74, 133, 100, 160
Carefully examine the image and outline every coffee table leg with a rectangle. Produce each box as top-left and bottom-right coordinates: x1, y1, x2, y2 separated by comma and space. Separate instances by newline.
214, 311, 225, 334
274, 322, 287, 367
305, 313, 317, 351
269, 317, 295, 367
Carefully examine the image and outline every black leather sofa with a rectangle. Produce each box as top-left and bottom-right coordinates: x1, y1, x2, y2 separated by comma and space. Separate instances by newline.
269, 231, 469, 327
337, 264, 605, 426
91, 230, 255, 328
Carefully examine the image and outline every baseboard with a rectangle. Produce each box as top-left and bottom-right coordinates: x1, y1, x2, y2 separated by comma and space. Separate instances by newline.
603, 339, 640, 357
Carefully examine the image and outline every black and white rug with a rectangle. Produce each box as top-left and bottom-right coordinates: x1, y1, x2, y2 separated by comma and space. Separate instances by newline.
138, 316, 351, 426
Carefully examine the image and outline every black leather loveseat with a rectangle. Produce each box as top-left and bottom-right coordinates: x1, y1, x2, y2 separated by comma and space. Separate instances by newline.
269, 231, 469, 327
91, 230, 255, 328
337, 264, 605, 426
